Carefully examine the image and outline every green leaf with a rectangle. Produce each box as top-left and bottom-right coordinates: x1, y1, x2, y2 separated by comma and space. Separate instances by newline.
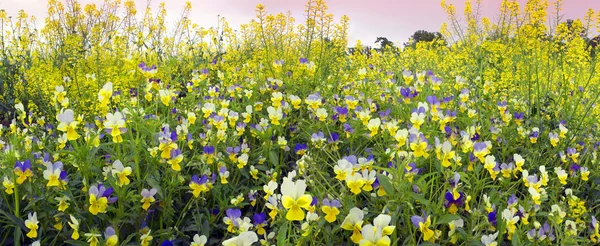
371, 165, 395, 175
13, 227, 21, 245
120, 232, 138, 246
512, 231, 522, 246
376, 173, 395, 195
277, 222, 288, 246
435, 214, 461, 225
409, 193, 430, 207
0, 209, 25, 230
269, 149, 279, 167
145, 177, 163, 198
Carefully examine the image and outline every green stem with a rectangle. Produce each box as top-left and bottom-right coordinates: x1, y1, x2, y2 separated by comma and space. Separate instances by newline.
14, 182, 19, 246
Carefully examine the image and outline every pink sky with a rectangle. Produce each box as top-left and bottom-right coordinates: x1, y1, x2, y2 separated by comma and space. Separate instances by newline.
0, 0, 597, 45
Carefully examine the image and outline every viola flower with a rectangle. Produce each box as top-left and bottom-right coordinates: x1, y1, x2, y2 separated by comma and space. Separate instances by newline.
565, 220, 578, 236
514, 112, 524, 125
500, 162, 514, 178
535, 222, 555, 241
276, 136, 288, 150
68, 215, 80, 240
513, 153, 525, 174
43, 161, 66, 188
580, 166, 590, 181
104, 111, 127, 143
168, 149, 183, 171
400, 87, 417, 103
402, 70, 414, 85
502, 208, 519, 239
367, 118, 381, 137
294, 143, 308, 156
280, 175, 312, 221
222, 231, 258, 246
3, 177, 14, 194
359, 224, 391, 246
473, 142, 489, 162
54, 85, 67, 104
191, 234, 208, 246
373, 214, 396, 236
140, 188, 157, 211
448, 219, 464, 244
104, 227, 118, 246
554, 167, 568, 185
248, 165, 259, 180
405, 162, 421, 183
267, 106, 283, 125
341, 207, 365, 243
158, 129, 178, 159
140, 230, 153, 246
549, 204, 566, 225
202, 145, 216, 164
591, 216, 600, 243
25, 212, 39, 239
430, 75, 442, 90
237, 153, 249, 168
224, 209, 242, 232
437, 141, 455, 168
253, 212, 267, 235
361, 170, 377, 192
515, 205, 530, 225
409, 133, 429, 158
481, 231, 499, 246
285, 95, 300, 110
55, 195, 70, 211
411, 213, 437, 242
444, 190, 464, 214
305, 93, 322, 110
158, 89, 174, 106
85, 231, 101, 246
56, 109, 80, 140
539, 165, 550, 185
529, 127, 539, 143
190, 174, 211, 197
345, 172, 365, 195
265, 195, 280, 221
559, 122, 568, 138
333, 159, 354, 181
409, 107, 426, 129
263, 180, 278, 200
484, 155, 499, 180
566, 147, 579, 163
111, 160, 132, 187
335, 106, 349, 122
88, 183, 116, 215
315, 108, 328, 122
321, 198, 341, 223
548, 132, 559, 147
98, 82, 113, 106
13, 159, 32, 184
202, 103, 216, 118
488, 210, 497, 228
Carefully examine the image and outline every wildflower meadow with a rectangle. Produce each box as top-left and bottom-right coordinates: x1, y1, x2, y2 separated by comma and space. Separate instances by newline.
1, 0, 600, 245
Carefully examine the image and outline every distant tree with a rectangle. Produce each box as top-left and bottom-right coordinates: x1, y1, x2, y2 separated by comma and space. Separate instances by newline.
375, 37, 394, 51
404, 30, 446, 48
589, 35, 600, 57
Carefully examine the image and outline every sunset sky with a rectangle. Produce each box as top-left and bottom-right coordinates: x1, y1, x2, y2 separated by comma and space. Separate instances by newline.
0, 0, 597, 46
